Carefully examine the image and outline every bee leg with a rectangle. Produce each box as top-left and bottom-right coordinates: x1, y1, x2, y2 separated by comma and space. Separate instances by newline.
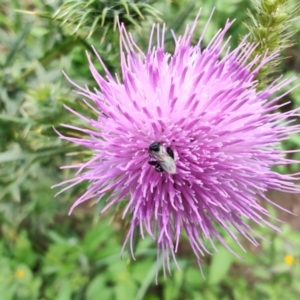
155, 165, 164, 172
149, 161, 164, 172
166, 147, 174, 159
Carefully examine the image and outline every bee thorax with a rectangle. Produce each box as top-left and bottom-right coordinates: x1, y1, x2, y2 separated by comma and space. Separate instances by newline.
148, 141, 176, 174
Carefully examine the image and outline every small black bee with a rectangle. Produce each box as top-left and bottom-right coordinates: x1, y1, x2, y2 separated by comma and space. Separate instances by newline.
148, 142, 176, 174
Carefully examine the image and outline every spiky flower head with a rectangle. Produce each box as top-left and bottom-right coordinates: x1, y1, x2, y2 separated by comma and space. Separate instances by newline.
53, 0, 160, 38
55, 9, 300, 274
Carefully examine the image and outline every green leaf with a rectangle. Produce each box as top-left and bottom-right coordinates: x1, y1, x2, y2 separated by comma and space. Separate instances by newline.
115, 278, 137, 300
47, 230, 68, 245
86, 275, 112, 300
208, 248, 234, 285
252, 266, 270, 280
4, 22, 31, 67
185, 266, 204, 289
134, 262, 158, 300
56, 279, 72, 300
0, 147, 26, 163
163, 269, 184, 300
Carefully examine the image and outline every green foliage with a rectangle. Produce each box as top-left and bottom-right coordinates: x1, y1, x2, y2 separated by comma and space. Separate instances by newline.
2, 216, 300, 299
1, 0, 300, 299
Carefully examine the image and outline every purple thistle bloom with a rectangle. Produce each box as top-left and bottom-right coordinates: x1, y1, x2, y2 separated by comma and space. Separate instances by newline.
54, 10, 300, 275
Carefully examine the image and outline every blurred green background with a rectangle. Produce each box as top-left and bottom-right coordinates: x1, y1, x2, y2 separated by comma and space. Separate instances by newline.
1, 0, 300, 299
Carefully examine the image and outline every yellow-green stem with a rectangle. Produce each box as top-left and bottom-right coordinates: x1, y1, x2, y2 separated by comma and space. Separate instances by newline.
243, 0, 299, 90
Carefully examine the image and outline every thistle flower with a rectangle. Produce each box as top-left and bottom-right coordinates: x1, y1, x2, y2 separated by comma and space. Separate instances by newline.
54, 9, 300, 275
53, 0, 160, 38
